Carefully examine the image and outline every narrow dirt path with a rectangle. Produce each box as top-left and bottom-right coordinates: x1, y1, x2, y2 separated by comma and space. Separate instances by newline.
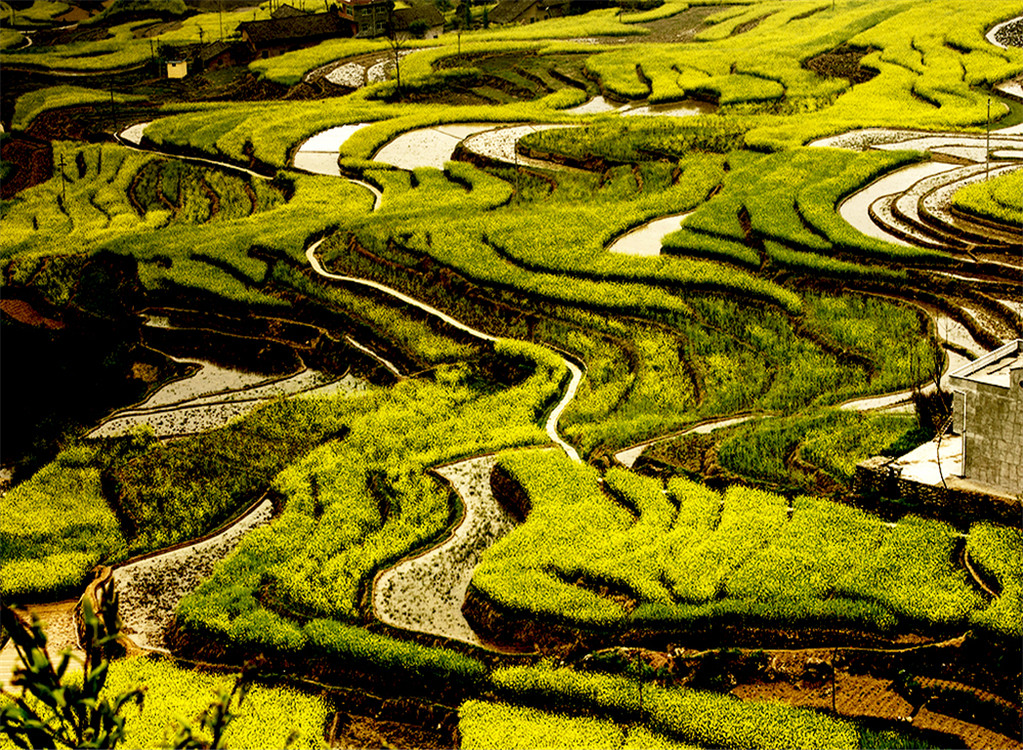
614, 414, 754, 468
0, 600, 83, 687
304, 239, 584, 460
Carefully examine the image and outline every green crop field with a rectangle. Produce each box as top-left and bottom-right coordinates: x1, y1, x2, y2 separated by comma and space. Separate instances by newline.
1, 0, 1021, 746
472, 450, 1009, 635
952, 166, 1023, 226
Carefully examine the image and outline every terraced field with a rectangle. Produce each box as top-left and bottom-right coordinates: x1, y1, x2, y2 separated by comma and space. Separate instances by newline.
2, 0, 1022, 748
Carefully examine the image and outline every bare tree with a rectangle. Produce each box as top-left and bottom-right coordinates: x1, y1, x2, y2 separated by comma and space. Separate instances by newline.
383, 0, 403, 94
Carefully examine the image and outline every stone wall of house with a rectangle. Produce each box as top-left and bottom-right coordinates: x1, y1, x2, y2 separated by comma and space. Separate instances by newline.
955, 369, 1023, 496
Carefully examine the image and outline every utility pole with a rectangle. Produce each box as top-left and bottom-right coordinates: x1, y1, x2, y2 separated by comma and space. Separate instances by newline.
514, 145, 520, 199
59, 153, 66, 203
831, 647, 837, 715
986, 96, 991, 181
218, 1, 224, 41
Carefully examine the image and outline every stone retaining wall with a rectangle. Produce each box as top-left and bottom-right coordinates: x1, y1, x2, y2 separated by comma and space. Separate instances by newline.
853, 456, 1021, 527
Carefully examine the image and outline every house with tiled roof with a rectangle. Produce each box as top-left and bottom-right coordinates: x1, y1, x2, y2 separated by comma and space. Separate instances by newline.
238, 11, 349, 57
271, 3, 308, 18
489, 0, 569, 25
392, 3, 445, 39
337, 0, 393, 37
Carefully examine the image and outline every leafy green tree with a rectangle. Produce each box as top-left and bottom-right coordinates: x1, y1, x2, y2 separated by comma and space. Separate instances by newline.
1, 581, 248, 749
0, 580, 143, 749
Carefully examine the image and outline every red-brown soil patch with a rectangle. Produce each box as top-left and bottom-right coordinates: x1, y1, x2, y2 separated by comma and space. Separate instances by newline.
1, 134, 52, 198
734, 672, 915, 721
732, 659, 1022, 750
913, 707, 1022, 750
640, 5, 732, 43
805, 45, 880, 85
0, 298, 65, 329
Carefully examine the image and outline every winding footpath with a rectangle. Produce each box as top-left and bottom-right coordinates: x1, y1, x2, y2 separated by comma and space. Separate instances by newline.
614, 415, 755, 468
304, 240, 584, 460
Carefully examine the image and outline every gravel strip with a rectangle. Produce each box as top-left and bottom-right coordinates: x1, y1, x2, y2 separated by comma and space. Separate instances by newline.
461, 123, 575, 170
90, 370, 366, 438
989, 16, 1023, 48
134, 359, 271, 410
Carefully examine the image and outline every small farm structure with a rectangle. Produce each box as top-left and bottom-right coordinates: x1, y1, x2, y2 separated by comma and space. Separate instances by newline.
337, 0, 392, 37
166, 59, 187, 78
197, 41, 237, 71
949, 339, 1023, 495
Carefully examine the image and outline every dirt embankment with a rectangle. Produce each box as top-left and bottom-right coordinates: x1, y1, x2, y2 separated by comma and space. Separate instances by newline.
804, 45, 879, 85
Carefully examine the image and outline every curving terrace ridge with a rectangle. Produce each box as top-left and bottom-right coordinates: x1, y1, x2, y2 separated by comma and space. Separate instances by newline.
108, 113, 1017, 650
93, 122, 585, 652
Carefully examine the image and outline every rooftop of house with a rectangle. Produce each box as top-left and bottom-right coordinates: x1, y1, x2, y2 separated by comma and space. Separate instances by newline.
490, 0, 568, 25
392, 4, 445, 29
238, 11, 345, 45
949, 339, 1023, 389
198, 40, 233, 62
271, 4, 309, 18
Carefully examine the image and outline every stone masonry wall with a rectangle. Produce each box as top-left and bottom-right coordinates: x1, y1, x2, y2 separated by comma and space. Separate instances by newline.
853, 457, 1021, 527
964, 379, 1023, 496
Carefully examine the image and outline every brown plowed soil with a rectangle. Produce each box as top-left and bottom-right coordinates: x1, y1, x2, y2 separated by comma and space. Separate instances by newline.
330, 714, 453, 750
1, 134, 52, 198
805, 45, 880, 85
728, 653, 1021, 750
633, 5, 727, 44
0, 298, 65, 329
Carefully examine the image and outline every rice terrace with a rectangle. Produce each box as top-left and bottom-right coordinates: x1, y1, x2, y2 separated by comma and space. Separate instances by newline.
1, 0, 1022, 746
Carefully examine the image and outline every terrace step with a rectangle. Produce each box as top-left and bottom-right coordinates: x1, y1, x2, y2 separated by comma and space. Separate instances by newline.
890, 164, 988, 248
868, 193, 960, 250
867, 161, 1023, 255
917, 164, 1023, 249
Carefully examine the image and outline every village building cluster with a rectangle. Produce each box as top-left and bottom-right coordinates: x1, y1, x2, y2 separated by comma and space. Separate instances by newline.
162, 0, 572, 75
